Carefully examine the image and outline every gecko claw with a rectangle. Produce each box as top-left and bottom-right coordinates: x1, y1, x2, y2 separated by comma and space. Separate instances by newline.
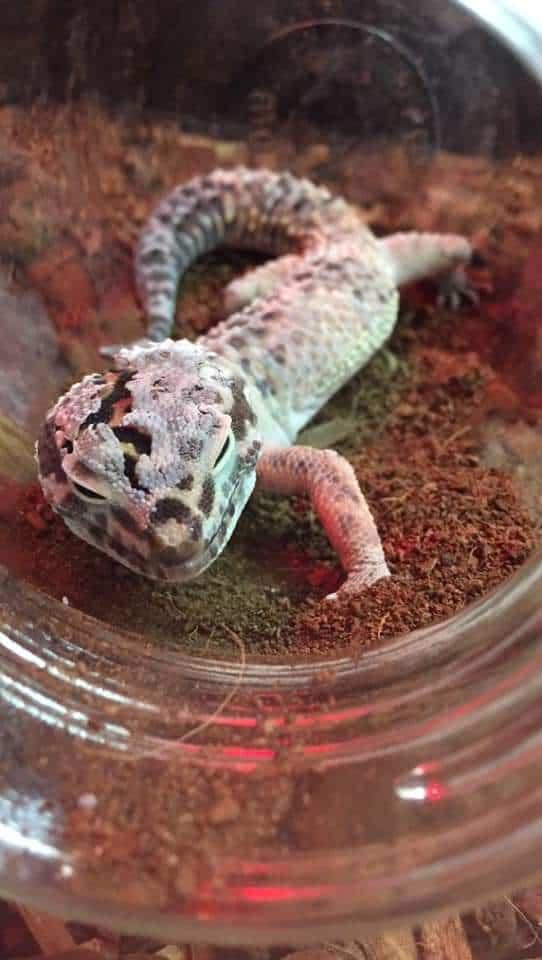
437, 265, 480, 310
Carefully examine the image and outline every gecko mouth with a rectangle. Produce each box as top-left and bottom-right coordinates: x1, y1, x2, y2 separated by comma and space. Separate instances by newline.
66, 473, 247, 584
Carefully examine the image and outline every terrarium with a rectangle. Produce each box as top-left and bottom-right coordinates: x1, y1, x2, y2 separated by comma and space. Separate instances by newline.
0, 0, 541, 947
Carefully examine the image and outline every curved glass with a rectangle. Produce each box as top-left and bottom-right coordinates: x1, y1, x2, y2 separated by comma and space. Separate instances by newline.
0, 0, 541, 946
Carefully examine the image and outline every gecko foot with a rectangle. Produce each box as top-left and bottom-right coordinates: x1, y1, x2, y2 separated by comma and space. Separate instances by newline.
437, 264, 480, 310
324, 563, 391, 602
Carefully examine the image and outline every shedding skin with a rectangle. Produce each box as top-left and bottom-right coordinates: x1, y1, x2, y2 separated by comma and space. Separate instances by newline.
36, 167, 475, 600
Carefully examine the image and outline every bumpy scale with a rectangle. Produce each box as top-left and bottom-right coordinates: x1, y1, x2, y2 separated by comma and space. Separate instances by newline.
37, 167, 473, 599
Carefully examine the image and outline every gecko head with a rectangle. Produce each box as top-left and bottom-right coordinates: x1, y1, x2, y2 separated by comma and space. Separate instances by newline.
36, 339, 262, 581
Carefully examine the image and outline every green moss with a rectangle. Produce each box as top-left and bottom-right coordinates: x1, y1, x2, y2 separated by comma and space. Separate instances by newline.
149, 541, 297, 658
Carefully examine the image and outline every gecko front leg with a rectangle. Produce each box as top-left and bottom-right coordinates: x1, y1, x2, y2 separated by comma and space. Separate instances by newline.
256, 446, 390, 600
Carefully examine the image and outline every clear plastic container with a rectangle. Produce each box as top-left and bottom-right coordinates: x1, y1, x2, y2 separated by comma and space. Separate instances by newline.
0, 0, 541, 946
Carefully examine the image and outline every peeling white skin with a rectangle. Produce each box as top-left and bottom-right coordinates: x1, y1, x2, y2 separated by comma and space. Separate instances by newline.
36, 167, 473, 598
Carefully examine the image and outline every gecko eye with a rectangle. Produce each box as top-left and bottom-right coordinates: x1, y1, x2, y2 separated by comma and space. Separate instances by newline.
213, 432, 232, 471
72, 481, 107, 503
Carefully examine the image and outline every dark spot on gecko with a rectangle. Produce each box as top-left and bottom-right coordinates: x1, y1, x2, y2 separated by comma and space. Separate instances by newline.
271, 347, 286, 365
175, 235, 196, 261
338, 514, 355, 537
147, 269, 175, 286
228, 334, 245, 350
179, 435, 203, 460
89, 509, 108, 530
208, 520, 227, 556
190, 516, 203, 541
113, 426, 152, 456
255, 378, 271, 398
87, 523, 107, 545
292, 196, 309, 213
177, 473, 194, 491
80, 371, 133, 432
229, 377, 255, 439
111, 505, 140, 535
293, 458, 309, 476
181, 212, 206, 246
335, 486, 359, 504
151, 498, 193, 524
139, 249, 169, 267
37, 421, 66, 483
277, 172, 294, 193
198, 476, 215, 517
244, 440, 262, 466
199, 174, 219, 191
226, 500, 236, 518
238, 444, 256, 470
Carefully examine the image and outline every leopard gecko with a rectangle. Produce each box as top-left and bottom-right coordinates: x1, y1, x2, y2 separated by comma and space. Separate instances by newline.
36, 167, 473, 599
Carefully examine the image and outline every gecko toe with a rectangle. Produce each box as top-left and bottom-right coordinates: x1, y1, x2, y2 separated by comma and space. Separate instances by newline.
437, 265, 480, 310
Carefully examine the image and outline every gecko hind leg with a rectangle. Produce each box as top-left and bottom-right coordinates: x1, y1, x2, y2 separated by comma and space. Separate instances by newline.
380, 231, 478, 308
